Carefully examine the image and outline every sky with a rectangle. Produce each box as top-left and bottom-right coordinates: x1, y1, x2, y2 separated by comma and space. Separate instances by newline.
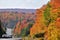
0, 0, 50, 9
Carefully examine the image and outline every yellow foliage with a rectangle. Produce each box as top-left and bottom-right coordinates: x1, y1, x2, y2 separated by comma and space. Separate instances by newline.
30, 0, 60, 40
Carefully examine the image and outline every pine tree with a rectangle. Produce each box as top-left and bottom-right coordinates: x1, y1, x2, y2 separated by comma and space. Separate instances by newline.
44, 4, 51, 27
0, 20, 6, 38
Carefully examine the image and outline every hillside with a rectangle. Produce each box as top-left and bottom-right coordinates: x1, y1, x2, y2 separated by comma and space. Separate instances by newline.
0, 0, 60, 40
30, 0, 60, 40
0, 9, 36, 38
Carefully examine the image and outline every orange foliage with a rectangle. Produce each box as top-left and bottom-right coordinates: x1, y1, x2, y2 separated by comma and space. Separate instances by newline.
30, 0, 60, 38
50, 0, 60, 8
56, 18, 60, 28
14, 21, 21, 34
14, 20, 29, 35
30, 8, 47, 36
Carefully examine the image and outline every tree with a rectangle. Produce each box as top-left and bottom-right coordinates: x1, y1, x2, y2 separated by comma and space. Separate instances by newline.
0, 20, 6, 38
20, 22, 34, 37
44, 4, 51, 27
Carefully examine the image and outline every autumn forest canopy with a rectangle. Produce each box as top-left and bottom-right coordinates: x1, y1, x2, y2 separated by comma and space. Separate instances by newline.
0, 0, 60, 40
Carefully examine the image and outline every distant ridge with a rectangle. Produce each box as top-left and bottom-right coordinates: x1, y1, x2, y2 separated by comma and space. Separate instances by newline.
0, 9, 36, 13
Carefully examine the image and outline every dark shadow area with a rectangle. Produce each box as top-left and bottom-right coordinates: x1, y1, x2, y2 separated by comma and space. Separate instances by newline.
34, 32, 45, 38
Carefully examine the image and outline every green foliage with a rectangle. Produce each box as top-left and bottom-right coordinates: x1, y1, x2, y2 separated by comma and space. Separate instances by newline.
0, 20, 6, 37
44, 4, 51, 27
20, 27, 28, 37
20, 22, 34, 37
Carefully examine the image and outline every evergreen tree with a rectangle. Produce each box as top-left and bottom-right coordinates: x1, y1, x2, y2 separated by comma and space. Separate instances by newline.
0, 20, 6, 38
20, 22, 34, 37
44, 4, 51, 27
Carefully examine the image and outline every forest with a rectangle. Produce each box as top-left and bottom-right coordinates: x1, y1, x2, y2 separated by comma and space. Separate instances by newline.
0, 0, 60, 40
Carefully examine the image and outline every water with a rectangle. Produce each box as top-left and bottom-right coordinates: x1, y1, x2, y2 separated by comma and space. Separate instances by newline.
6, 28, 12, 36
2, 28, 12, 38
